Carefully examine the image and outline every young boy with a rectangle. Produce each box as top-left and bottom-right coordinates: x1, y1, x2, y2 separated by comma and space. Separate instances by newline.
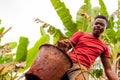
58, 15, 118, 80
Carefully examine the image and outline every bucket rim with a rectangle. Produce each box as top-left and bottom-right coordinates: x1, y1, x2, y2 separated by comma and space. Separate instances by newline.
39, 44, 73, 67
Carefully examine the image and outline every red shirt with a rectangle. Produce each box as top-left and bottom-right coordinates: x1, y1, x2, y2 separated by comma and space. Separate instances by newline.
69, 32, 110, 69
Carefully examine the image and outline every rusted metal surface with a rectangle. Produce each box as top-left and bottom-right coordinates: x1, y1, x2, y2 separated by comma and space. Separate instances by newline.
25, 44, 72, 80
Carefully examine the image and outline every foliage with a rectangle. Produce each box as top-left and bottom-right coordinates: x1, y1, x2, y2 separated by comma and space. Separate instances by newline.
50, 0, 120, 79
24, 0, 120, 79
0, 21, 28, 79
0, 0, 120, 79
51, 0, 77, 37
24, 34, 50, 70
14, 37, 29, 62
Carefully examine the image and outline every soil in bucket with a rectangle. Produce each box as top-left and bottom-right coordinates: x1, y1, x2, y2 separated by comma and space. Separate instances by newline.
25, 44, 73, 80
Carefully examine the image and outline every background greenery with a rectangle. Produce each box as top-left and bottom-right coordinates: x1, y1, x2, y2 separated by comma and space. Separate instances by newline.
0, 0, 119, 80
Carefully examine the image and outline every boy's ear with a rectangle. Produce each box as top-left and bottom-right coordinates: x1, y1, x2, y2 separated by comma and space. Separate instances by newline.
105, 25, 108, 29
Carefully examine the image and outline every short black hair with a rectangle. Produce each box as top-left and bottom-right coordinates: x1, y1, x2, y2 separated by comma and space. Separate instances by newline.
94, 15, 108, 28
95, 15, 108, 23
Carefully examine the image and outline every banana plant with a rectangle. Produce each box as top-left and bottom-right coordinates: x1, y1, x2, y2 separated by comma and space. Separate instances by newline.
99, 0, 120, 77
0, 21, 30, 79
24, 34, 50, 70
50, 0, 119, 79
50, 0, 103, 79
23, 0, 119, 79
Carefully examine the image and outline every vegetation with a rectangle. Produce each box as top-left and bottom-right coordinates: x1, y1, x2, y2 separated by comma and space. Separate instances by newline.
0, 0, 120, 80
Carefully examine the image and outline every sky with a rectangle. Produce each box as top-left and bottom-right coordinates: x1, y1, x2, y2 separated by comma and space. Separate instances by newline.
0, 0, 118, 48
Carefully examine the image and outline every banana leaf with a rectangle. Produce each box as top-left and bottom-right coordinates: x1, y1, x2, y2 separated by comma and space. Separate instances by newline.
118, 0, 120, 7
0, 27, 5, 34
40, 27, 45, 36
0, 19, 1, 24
105, 29, 117, 44
116, 15, 120, 42
14, 37, 29, 62
98, 0, 109, 18
116, 29, 120, 42
76, 0, 92, 32
108, 16, 114, 29
50, 0, 77, 35
92, 7, 100, 17
53, 29, 65, 44
24, 34, 50, 71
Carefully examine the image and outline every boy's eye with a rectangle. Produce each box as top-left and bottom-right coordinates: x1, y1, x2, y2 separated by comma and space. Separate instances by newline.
95, 23, 98, 25
100, 23, 105, 26
95, 22, 104, 26
95, 22, 99, 25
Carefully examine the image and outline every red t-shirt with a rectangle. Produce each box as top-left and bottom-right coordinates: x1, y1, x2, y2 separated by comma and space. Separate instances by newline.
69, 32, 110, 69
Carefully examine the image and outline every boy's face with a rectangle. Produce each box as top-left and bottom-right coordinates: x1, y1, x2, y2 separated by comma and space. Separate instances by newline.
92, 18, 107, 37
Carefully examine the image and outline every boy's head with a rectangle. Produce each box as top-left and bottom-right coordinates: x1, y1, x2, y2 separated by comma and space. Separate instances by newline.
92, 15, 108, 38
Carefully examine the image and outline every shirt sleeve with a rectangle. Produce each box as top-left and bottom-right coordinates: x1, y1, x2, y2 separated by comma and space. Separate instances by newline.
101, 46, 110, 58
70, 31, 82, 45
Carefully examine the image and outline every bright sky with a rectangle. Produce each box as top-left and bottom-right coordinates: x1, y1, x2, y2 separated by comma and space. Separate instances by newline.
0, 0, 118, 47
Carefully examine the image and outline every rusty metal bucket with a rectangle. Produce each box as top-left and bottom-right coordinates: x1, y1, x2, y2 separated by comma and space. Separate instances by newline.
25, 44, 73, 80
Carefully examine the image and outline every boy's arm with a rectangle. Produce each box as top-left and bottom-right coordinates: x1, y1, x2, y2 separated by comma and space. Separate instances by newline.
100, 57, 118, 80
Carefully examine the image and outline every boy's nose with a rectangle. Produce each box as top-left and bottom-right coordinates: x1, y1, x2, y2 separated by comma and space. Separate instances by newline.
96, 25, 101, 29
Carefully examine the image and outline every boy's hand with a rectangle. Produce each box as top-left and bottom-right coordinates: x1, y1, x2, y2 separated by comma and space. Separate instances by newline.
57, 39, 71, 52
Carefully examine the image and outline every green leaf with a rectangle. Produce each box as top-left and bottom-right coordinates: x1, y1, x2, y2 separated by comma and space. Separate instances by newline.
0, 27, 5, 34
92, 7, 100, 17
0, 19, 1, 24
98, 0, 109, 17
14, 37, 29, 62
84, 0, 92, 14
117, 15, 120, 29
8, 42, 17, 49
47, 26, 56, 35
50, 0, 77, 34
115, 29, 120, 42
50, 0, 61, 9
76, 11, 90, 32
108, 16, 114, 29
76, 0, 92, 32
76, 15, 84, 30
118, 0, 120, 7
24, 34, 50, 71
0, 57, 4, 64
65, 31, 73, 38
93, 68, 103, 78
40, 27, 45, 36
105, 29, 116, 43
53, 29, 64, 44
